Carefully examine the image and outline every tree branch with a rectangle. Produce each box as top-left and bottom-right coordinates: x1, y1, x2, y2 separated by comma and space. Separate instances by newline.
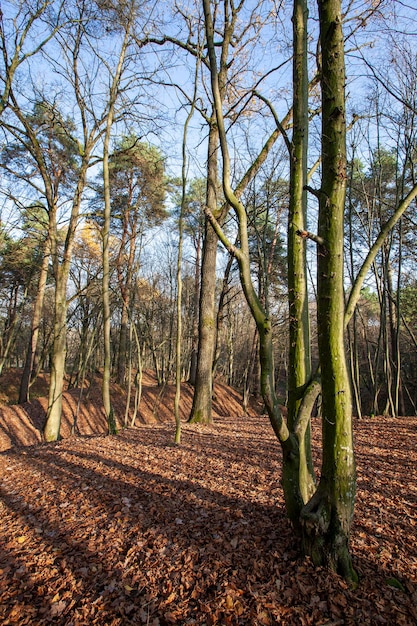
296, 229, 326, 248
345, 182, 417, 327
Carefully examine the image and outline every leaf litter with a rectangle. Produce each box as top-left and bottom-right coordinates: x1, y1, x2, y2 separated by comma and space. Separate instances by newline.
0, 414, 417, 625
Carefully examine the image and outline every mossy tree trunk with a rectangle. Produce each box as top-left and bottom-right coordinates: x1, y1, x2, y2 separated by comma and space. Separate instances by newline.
300, 0, 356, 583
202, 0, 357, 581
203, 0, 417, 583
286, 0, 315, 513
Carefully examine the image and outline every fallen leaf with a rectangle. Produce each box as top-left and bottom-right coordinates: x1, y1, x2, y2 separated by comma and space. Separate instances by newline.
225, 595, 234, 610
50, 600, 67, 616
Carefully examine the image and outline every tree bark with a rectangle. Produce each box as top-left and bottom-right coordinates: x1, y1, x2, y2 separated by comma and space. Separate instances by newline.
44, 168, 89, 442
286, 0, 315, 508
44, 267, 69, 441
300, 0, 357, 583
189, 118, 221, 424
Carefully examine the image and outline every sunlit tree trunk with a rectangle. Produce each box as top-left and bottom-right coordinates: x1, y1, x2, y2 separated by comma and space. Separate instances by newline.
189, 118, 220, 424
117, 297, 130, 386
300, 0, 356, 582
201, 0, 417, 581
285, 0, 315, 514
44, 167, 89, 441
102, 124, 116, 433
201, 0, 295, 441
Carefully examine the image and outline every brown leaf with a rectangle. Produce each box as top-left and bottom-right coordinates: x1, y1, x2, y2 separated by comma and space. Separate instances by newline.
50, 600, 67, 616
225, 595, 234, 610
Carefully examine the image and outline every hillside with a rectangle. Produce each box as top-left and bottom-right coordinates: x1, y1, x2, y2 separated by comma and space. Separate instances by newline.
0, 370, 255, 453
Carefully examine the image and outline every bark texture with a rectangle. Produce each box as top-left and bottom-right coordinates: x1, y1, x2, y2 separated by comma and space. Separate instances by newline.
301, 0, 357, 583
44, 167, 89, 442
286, 0, 315, 510
189, 120, 220, 424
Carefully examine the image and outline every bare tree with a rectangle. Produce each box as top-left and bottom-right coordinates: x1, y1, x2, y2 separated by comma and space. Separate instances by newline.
0, 0, 65, 117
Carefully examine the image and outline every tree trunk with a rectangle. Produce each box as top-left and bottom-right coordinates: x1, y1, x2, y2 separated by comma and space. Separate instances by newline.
102, 95, 116, 434
117, 305, 129, 387
213, 249, 234, 377
44, 270, 68, 442
175, 65, 197, 442
102, 136, 115, 432
43, 163, 90, 442
0, 284, 26, 376
19, 241, 50, 404
286, 0, 315, 508
188, 223, 201, 386
242, 329, 258, 413
201, 0, 412, 583
189, 119, 221, 424
116, 220, 137, 388
301, 0, 357, 583
394, 222, 405, 415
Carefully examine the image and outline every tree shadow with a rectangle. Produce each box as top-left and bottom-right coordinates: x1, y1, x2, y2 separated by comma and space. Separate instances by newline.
1, 417, 416, 624
0, 437, 295, 624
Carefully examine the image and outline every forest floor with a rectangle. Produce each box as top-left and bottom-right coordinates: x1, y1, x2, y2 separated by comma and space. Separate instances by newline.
0, 371, 417, 625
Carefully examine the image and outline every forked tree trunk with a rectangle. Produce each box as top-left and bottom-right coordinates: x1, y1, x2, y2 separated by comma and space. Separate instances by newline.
202, 0, 356, 582
300, 0, 356, 582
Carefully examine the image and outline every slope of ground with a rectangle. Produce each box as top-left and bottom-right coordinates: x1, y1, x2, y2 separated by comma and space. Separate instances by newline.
0, 369, 253, 453
0, 413, 417, 624
0, 371, 416, 624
